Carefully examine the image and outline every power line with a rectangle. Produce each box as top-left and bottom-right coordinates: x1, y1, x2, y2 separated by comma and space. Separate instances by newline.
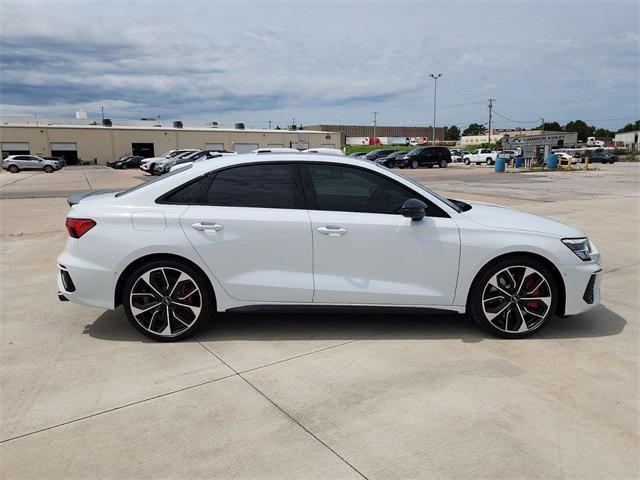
491, 110, 539, 124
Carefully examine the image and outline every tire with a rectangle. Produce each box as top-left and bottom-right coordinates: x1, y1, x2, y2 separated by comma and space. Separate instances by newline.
7, 165, 19, 173
464, 158, 470, 165
410, 159, 419, 169
43, 165, 54, 173
468, 256, 557, 339
122, 259, 215, 341
486, 158, 493, 166
439, 159, 448, 168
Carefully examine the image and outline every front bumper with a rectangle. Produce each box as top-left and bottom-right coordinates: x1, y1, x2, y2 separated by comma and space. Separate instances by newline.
561, 261, 602, 315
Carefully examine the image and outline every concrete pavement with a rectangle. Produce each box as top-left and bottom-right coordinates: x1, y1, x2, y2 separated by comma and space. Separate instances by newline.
0, 164, 638, 479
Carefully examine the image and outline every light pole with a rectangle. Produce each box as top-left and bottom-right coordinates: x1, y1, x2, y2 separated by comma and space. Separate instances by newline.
430, 74, 442, 145
372, 111, 378, 145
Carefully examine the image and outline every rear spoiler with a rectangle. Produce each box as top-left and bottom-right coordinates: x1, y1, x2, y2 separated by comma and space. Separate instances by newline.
67, 189, 118, 206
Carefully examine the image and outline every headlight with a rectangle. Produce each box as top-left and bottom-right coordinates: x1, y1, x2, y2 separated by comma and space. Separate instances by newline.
562, 238, 591, 261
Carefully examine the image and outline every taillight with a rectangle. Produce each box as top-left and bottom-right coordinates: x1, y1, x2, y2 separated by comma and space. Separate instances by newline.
66, 218, 96, 238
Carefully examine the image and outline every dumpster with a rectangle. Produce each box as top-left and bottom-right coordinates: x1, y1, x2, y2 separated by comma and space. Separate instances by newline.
515, 156, 524, 168
546, 153, 558, 170
494, 157, 506, 173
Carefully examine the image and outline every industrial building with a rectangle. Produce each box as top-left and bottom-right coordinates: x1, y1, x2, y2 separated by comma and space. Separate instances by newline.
501, 131, 579, 157
305, 124, 445, 145
614, 130, 639, 152
0, 123, 343, 165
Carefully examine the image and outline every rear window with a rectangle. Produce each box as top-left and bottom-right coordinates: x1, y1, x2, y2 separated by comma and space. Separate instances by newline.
116, 164, 193, 197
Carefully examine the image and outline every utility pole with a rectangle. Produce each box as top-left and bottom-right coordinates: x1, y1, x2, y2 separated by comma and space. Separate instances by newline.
101, 106, 104, 122
430, 74, 442, 145
268, 120, 272, 129
540, 117, 544, 132
372, 111, 378, 145
487, 98, 495, 143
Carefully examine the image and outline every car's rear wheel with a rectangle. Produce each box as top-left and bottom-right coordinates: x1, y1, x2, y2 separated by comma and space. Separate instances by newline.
410, 159, 419, 169
123, 259, 214, 341
486, 158, 493, 165
469, 257, 557, 338
439, 159, 447, 168
8, 165, 19, 173
43, 165, 54, 173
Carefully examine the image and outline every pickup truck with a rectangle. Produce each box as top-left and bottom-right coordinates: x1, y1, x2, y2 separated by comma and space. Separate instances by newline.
462, 148, 498, 165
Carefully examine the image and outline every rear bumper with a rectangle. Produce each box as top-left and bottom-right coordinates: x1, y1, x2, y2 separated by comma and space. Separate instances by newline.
562, 261, 602, 315
57, 251, 116, 310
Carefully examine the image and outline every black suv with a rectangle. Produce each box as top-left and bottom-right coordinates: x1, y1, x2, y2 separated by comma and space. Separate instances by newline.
395, 146, 451, 168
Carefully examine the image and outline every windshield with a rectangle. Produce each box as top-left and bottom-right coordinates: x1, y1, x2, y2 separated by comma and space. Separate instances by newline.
384, 167, 462, 213
406, 147, 424, 156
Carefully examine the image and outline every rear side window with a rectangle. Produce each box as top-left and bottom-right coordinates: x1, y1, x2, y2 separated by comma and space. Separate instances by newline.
159, 176, 211, 204
204, 163, 302, 209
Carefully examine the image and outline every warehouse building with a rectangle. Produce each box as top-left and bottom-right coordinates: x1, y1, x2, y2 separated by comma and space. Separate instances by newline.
305, 124, 445, 145
0, 123, 343, 165
501, 131, 579, 158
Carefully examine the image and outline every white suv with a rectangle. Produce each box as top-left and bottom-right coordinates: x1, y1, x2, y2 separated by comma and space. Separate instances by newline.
58, 154, 602, 341
2, 155, 62, 173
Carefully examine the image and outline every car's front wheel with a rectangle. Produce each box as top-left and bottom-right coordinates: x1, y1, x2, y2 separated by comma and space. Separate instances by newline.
464, 158, 470, 165
468, 257, 557, 338
123, 259, 214, 341
410, 159, 419, 169
43, 165, 54, 173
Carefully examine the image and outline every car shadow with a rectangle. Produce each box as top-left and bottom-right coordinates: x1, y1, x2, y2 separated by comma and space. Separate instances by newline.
84, 304, 627, 343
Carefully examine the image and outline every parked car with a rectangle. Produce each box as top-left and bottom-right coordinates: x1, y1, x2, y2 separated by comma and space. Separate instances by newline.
363, 149, 398, 161
2, 154, 62, 173
112, 156, 144, 169
349, 152, 367, 158
376, 151, 404, 168
44, 156, 67, 168
553, 152, 578, 166
500, 150, 518, 162
463, 149, 498, 165
252, 148, 300, 154
395, 146, 451, 168
449, 149, 464, 163
169, 152, 236, 172
589, 151, 618, 164
140, 149, 199, 174
58, 153, 602, 341
156, 150, 231, 174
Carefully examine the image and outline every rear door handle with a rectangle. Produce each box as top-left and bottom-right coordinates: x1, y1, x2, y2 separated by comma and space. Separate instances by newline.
317, 226, 348, 236
192, 222, 223, 232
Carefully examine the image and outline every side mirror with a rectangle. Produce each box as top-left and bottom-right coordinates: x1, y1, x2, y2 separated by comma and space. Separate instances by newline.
402, 198, 427, 221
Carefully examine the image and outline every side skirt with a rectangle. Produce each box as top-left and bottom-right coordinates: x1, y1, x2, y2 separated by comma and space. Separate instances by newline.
226, 304, 461, 315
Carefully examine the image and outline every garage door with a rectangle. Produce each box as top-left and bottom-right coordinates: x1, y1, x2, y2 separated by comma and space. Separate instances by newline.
1, 142, 29, 157
51, 143, 79, 165
205, 143, 225, 151
234, 143, 259, 154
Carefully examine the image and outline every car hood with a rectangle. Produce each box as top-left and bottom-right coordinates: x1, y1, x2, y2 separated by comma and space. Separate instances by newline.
461, 201, 585, 238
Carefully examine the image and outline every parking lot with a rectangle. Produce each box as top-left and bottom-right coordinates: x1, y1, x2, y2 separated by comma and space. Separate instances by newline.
1, 163, 638, 478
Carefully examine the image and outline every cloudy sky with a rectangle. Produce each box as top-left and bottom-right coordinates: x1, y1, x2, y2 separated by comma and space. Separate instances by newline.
1, 0, 638, 130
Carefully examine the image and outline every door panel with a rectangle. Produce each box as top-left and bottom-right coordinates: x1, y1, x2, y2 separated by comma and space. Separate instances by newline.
180, 206, 313, 302
310, 211, 460, 305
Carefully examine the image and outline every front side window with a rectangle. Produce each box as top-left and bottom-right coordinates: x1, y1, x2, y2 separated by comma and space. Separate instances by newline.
205, 163, 301, 209
305, 164, 414, 215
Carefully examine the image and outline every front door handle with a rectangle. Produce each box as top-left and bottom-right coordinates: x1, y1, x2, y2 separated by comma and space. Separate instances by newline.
192, 222, 223, 232
317, 225, 348, 236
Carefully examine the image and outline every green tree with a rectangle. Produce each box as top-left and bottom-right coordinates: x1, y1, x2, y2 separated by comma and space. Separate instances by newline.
593, 128, 615, 138
539, 121, 562, 131
563, 120, 595, 142
445, 125, 461, 140
617, 120, 640, 133
462, 123, 487, 136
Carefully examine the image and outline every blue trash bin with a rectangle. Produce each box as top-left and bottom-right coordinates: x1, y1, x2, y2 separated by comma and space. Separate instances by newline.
515, 156, 524, 168
546, 153, 558, 170
494, 157, 506, 173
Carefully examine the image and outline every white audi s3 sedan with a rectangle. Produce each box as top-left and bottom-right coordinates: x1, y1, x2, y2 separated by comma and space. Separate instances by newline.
58, 153, 602, 341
